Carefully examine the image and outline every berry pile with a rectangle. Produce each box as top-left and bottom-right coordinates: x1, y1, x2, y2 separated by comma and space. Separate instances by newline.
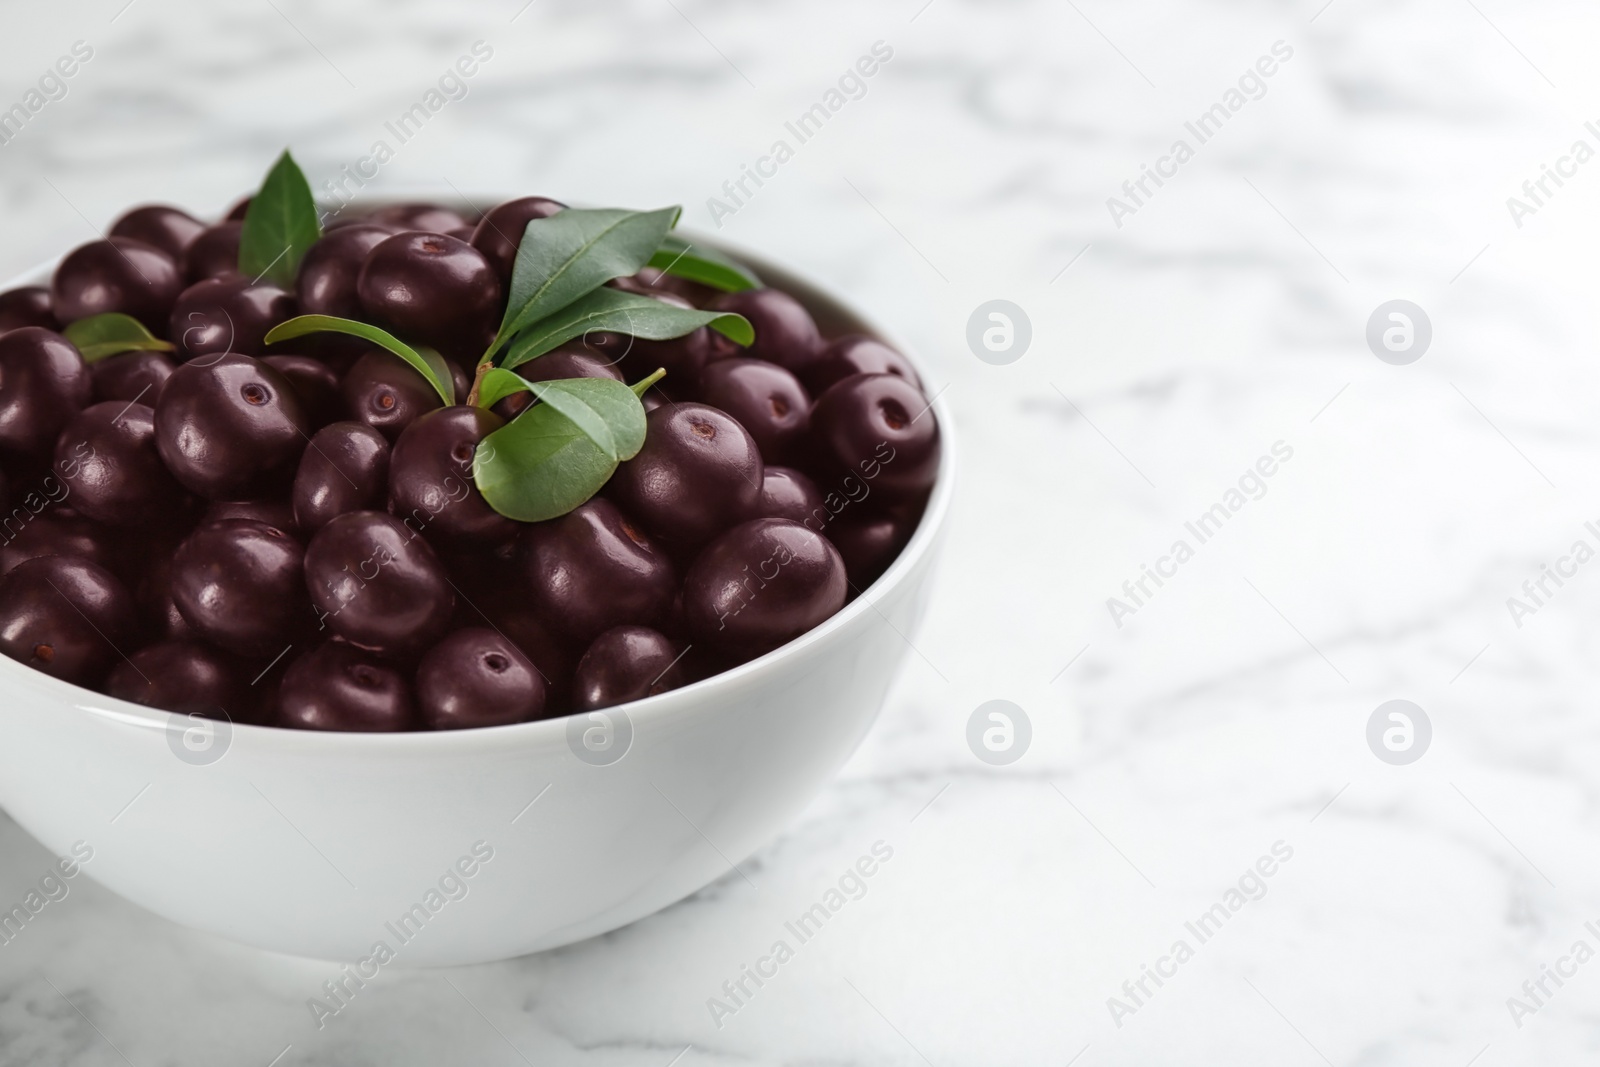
0, 177, 939, 732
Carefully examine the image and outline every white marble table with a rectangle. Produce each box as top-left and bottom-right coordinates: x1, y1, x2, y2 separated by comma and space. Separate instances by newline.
5, 0, 1600, 1062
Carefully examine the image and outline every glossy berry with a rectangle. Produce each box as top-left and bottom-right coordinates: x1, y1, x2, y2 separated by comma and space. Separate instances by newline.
135, 557, 195, 642
304, 510, 454, 656
366, 202, 468, 234
262, 354, 343, 428
106, 640, 245, 716
753, 466, 824, 526
155, 352, 309, 499
697, 358, 810, 464
827, 514, 914, 589
293, 421, 389, 531
0, 288, 59, 334
90, 350, 174, 405
51, 238, 183, 334
181, 222, 242, 283
296, 224, 392, 319
683, 519, 846, 655
517, 498, 676, 642
356, 232, 502, 362
708, 288, 822, 377
470, 196, 566, 284
0, 327, 92, 457
202, 497, 298, 533
389, 406, 513, 546
169, 275, 296, 361
0, 512, 120, 579
416, 627, 546, 729
804, 334, 921, 396
573, 626, 686, 711
53, 402, 184, 527
341, 350, 442, 441
109, 205, 207, 262
0, 555, 135, 686
278, 640, 414, 732
810, 373, 939, 503
609, 403, 763, 546
171, 519, 308, 657
638, 298, 716, 387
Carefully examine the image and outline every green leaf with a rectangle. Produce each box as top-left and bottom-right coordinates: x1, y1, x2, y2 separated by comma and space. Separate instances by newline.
499, 288, 753, 370
475, 367, 533, 410
649, 234, 761, 292
473, 377, 648, 522
61, 313, 175, 363
239, 150, 322, 287
264, 315, 455, 405
488, 206, 681, 360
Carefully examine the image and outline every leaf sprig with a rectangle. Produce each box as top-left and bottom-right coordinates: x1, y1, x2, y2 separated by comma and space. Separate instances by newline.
237, 149, 764, 523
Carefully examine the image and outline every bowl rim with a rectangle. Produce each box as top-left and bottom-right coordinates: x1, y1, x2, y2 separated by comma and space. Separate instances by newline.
0, 217, 955, 752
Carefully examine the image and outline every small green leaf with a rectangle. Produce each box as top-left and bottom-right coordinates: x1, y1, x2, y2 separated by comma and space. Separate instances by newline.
500, 288, 752, 370
488, 206, 681, 360
62, 313, 175, 363
475, 367, 533, 410
239, 150, 321, 287
472, 377, 649, 522
524, 377, 646, 462
649, 234, 761, 292
264, 315, 455, 405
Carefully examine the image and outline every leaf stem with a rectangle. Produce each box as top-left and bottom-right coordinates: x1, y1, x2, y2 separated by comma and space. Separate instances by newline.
467, 360, 494, 408
630, 368, 667, 397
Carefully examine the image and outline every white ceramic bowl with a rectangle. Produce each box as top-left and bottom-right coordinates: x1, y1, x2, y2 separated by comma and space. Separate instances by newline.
0, 227, 953, 965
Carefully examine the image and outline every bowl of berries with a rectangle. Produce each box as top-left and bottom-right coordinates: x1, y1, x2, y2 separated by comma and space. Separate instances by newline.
0, 152, 950, 964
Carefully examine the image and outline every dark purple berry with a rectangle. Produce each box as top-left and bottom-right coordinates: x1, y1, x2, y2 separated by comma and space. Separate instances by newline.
109, 205, 207, 262
296, 224, 392, 319
170, 518, 308, 657
0, 288, 59, 334
389, 406, 513, 546
154, 352, 309, 499
106, 640, 246, 716
293, 421, 389, 532
0, 327, 91, 458
90, 350, 174, 405
804, 334, 921, 396
278, 640, 414, 732
517, 498, 676, 642
697, 358, 810, 464
810, 373, 939, 503
827, 514, 914, 589
169, 275, 296, 361
356, 232, 501, 362
0, 554, 135, 685
366, 203, 468, 234
341, 350, 441, 441
609, 403, 763, 546
573, 625, 686, 710
0, 512, 120, 578
181, 222, 242, 283
53, 402, 184, 527
416, 627, 546, 729
682, 519, 846, 656
753, 466, 824, 526
262, 354, 343, 427
303, 510, 454, 656
470, 196, 566, 284
52, 238, 183, 334
708, 288, 822, 377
